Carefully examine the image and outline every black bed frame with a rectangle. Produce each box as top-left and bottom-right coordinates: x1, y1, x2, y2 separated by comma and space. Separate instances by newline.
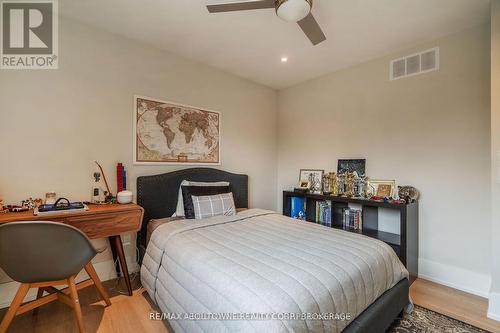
136, 167, 409, 333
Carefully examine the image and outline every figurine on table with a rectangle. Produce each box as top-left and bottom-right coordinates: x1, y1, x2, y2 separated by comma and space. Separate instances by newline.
0, 198, 6, 213
93, 161, 115, 203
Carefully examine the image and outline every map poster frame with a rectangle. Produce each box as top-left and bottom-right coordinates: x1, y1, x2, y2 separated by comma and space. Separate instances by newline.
133, 95, 221, 165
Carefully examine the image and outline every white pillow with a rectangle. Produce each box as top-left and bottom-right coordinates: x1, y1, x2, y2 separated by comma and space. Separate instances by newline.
192, 192, 236, 219
173, 180, 230, 217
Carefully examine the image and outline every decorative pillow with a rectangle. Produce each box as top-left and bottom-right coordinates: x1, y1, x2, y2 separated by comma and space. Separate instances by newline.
174, 180, 230, 217
191, 193, 236, 219
181, 185, 231, 219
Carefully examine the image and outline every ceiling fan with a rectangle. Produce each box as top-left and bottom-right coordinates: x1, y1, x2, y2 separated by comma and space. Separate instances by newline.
206, 0, 326, 46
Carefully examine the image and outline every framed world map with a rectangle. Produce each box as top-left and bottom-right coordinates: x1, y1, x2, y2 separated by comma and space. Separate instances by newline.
134, 96, 220, 164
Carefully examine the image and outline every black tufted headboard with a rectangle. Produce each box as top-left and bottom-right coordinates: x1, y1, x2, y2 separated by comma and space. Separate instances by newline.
136, 168, 248, 259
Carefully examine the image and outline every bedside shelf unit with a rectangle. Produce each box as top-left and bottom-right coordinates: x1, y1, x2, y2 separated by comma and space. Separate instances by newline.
282, 191, 418, 284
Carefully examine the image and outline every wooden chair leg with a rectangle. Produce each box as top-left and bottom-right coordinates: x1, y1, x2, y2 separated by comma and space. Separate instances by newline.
32, 288, 44, 316
84, 263, 111, 306
0, 283, 30, 333
36, 288, 44, 299
67, 277, 85, 333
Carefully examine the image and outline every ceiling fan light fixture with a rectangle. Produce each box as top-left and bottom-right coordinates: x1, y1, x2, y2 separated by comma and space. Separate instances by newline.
276, 0, 312, 23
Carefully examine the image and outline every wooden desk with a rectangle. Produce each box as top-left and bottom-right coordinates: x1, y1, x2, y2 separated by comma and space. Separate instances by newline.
0, 204, 144, 296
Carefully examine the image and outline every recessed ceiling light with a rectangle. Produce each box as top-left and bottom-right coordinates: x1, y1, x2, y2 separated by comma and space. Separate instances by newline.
281, 57, 288, 63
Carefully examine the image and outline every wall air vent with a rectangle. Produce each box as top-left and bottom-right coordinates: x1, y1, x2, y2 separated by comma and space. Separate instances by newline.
390, 47, 439, 80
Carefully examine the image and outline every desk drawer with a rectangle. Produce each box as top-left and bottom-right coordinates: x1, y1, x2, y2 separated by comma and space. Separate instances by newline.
65, 210, 142, 239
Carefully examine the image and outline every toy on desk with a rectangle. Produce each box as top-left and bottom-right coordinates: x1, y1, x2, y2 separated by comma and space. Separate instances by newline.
0, 196, 29, 213
3, 197, 44, 213
116, 162, 127, 193
0, 198, 6, 213
116, 162, 132, 204
94, 161, 114, 203
35, 198, 88, 215
5, 205, 29, 212
91, 172, 107, 203
21, 197, 43, 209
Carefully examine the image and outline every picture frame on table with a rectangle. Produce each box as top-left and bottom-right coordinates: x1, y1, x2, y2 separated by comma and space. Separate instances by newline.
296, 181, 311, 190
369, 179, 396, 198
337, 159, 366, 177
299, 169, 324, 193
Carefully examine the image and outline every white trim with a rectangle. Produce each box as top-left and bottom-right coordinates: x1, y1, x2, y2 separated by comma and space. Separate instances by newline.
488, 312, 500, 322
0, 257, 139, 309
418, 258, 491, 298
133, 95, 222, 165
488, 292, 500, 322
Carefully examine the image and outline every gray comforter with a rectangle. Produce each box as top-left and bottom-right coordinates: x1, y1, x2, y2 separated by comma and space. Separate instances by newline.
141, 209, 408, 333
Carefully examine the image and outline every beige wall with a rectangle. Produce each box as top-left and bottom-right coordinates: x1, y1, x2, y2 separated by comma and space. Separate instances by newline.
277, 24, 491, 296
489, 0, 500, 320
0, 18, 278, 291
0, 12, 495, 311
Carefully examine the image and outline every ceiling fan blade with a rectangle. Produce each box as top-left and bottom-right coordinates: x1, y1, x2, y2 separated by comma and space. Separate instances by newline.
207, 0, 275, 13
297, 13, 326, 46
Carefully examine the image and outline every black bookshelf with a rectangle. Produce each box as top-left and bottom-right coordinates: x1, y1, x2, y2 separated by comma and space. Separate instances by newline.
283, 190, 418, 284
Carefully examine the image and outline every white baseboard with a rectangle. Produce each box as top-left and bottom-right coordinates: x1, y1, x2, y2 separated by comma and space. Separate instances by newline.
488, 292, 500, 322
418, 258, 491, 298
0, 256, 139, 309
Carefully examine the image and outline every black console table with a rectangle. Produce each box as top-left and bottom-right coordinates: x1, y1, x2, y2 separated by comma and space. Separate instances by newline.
283, 191, 418, 284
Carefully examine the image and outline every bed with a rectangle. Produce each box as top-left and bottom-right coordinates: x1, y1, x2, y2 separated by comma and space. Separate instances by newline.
137, 168, 410, 333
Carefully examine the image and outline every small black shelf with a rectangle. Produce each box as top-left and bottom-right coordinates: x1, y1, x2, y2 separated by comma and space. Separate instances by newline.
331, 225, 401, 247
283, 191, 407, 209
283, 190, 418, 284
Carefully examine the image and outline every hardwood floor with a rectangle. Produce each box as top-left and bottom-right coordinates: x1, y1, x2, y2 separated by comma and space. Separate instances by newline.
1, 277, 499, 332
410, 279, 500, 333
0, 276, 171, 333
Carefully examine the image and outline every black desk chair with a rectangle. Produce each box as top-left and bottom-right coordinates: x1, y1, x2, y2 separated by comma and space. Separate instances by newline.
0, 221, 111, 333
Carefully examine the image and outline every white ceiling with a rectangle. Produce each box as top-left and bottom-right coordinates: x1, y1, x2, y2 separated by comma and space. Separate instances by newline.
61, 0, 491, 89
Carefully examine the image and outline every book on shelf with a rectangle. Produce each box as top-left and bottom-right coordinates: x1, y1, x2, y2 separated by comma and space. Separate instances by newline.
342, 208, 363, 230
290, 196, 306, 220
315, 200, 332, 226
